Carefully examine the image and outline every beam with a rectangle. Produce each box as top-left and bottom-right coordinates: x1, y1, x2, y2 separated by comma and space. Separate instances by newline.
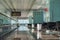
0, 12, 16, 21
9, 0, 16, 11
0, 0, 11, 11
26, 0, 36, 16
2, 0, 12, 11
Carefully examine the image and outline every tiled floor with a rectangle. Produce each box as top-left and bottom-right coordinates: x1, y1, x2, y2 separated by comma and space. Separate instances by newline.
5, 31, 35, 40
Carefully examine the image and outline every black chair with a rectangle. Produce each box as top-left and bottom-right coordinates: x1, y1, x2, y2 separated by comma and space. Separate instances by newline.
42, 22, 47, 29
47, 22, 56, 30
56, 21, 60, 31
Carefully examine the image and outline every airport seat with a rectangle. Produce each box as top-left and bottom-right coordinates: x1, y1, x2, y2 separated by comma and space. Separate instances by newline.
47, 22, 56, 30
56, 21, 60, 31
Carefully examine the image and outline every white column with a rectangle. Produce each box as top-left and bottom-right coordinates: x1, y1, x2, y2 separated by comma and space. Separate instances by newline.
37, 24, 42, 39
39, 24, 42, 38
37, 24, 40, 39
31, 24, 34, 33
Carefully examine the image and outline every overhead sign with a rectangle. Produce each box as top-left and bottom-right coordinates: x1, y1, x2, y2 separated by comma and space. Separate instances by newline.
11, 11, 21, 16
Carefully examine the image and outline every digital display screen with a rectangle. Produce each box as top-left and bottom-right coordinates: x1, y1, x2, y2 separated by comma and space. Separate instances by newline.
11, 11, 21, 16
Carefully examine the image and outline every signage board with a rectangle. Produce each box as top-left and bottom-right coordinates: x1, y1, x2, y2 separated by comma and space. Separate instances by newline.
11, 11, 21, 16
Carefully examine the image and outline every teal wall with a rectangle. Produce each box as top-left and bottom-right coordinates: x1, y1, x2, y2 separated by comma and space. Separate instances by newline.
33, 10, 43, 24
50, 0, 60, 22
0, 14, 11, 24
29, 16, 33, 24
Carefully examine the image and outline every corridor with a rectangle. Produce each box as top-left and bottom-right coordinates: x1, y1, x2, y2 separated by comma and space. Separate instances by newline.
0, 0, 60, 40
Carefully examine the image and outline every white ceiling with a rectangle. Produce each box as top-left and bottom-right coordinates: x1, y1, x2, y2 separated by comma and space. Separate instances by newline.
0, 0, 46, 11
0, 0, 46, 19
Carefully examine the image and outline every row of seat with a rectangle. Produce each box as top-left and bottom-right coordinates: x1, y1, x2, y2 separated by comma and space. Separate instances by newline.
42, 21, 60, 31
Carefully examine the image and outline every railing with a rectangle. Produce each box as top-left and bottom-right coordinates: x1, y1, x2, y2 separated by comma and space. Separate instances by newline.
0, 27, 18, 40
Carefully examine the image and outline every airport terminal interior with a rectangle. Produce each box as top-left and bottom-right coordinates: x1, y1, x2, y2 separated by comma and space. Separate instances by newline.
0, 0, 60, 40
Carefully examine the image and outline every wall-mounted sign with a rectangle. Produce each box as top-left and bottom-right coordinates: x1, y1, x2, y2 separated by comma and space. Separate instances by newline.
11, 11, 21, 16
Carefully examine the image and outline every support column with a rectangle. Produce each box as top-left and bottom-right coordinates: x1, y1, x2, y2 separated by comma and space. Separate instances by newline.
37, 24, 42, 40
31, 24, 34, 33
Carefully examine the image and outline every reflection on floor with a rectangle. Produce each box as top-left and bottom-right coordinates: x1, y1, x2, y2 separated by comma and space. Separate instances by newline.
5, 31, 35, 40
18, 26, 29, 31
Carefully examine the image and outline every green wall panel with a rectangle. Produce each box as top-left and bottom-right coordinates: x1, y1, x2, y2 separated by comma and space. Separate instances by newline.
29, 16, 33, 24
50, 0, 60, 22
0, 14, 11, 24
3, 18, 10, 24
33, 10, 43, 24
